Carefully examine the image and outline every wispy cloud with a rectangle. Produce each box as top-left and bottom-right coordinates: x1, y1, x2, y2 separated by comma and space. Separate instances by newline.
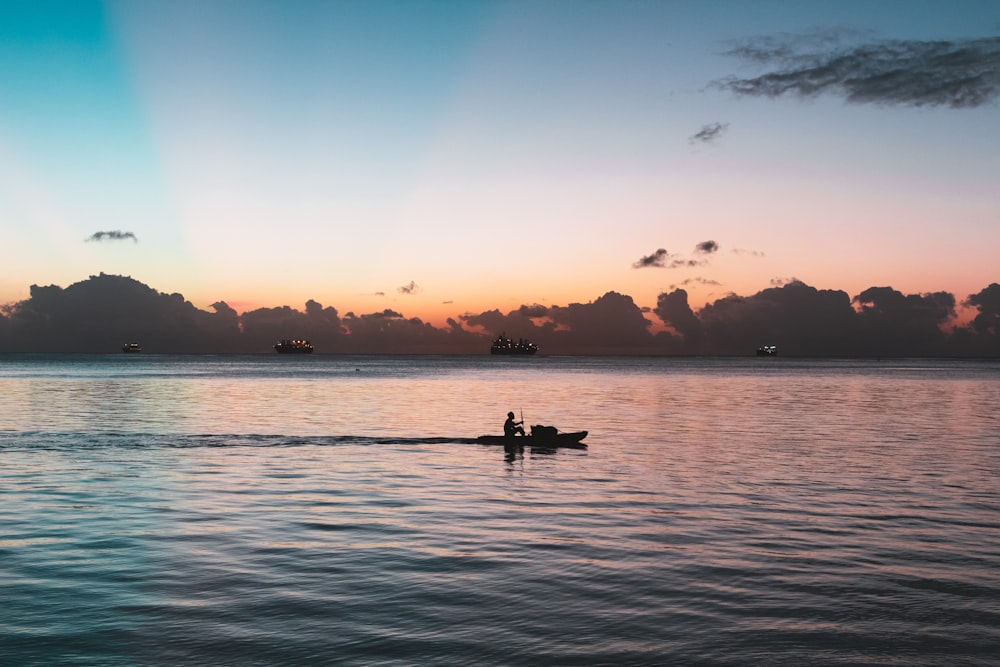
770, 276, 799, 287
689, 122, 729, 143
716, 33, 1000, 108
634, 244, 719, 269
633, 248, 669, 268
86, 230, 137, 243
672, 277, 722, 288
670, 258, 707, 268
398, 281, 420, 295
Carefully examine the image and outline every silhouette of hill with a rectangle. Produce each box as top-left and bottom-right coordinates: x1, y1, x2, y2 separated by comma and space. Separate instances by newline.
0, 274, 997, 356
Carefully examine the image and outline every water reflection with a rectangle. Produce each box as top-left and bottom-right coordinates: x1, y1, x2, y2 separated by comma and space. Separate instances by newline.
2, 356, 999, 665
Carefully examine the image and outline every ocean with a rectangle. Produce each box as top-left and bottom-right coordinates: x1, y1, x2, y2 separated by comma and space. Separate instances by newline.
1, 354, 998, 666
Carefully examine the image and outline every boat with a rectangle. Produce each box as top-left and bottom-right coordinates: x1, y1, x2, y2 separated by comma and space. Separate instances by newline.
122, 342, 141, 353
756, 345, 777, 356
477, 425, 587, 449
490, 332, 538, 355
274, 339, 314, 354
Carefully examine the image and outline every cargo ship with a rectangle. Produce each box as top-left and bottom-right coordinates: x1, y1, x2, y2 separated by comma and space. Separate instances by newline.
490, 333, 538, 355
275, 339, 314, 354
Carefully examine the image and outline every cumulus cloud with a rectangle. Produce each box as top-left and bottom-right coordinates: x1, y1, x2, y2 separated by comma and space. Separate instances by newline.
965, 283, 1000, 335
517, 304, 549, 318
689, 122, 729, 143
464, 292, 663, 354
544, 292, 656, 351
695, 240, 719, 254
716, 33, 1000, 108
398, 281, 420, 295
655, 289, 705, 345
2, 274, 999, 356
733, 248, 765, 257
86, 230, 137, 243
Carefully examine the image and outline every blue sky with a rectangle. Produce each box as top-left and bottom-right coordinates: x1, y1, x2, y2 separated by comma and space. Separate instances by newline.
1, 0, 998, 322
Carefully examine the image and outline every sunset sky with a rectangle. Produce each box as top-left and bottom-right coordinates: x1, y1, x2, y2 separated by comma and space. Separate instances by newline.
1, 0, 997, 326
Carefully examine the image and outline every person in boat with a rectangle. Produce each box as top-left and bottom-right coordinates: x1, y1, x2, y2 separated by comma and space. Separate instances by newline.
504, 411, 525, 438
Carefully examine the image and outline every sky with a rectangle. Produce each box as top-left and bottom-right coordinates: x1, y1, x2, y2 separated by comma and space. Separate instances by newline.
1, 0, 998, 329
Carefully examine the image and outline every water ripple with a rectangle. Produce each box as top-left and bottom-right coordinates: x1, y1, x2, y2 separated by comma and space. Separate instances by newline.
1, 356, 998, 665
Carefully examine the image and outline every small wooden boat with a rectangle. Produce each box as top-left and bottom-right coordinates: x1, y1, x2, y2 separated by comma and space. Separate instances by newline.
476, 426, 587, 449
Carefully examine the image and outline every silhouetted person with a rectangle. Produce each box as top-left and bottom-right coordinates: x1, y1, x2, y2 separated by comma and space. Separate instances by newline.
504, 411, 525, 437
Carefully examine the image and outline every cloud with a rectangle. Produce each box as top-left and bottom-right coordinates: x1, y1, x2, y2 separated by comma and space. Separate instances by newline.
1, 274, 998, 356
340, 308, 479, 353
544, 292, 657, 352
86, 230, 137, 243
695, 240, 719, 254
671, 277, 722, 289
716, 34, 1000, 108
965, 283, 1000, 335
853, 286, 958, 353
689, 122, 729, 143
397, 281, 420, 295
668, 258, 708, 268
0, 273, 239, 352
463, 292, 664, 355
733, 248, 765, 257
655, 289, 705, 345
517, 304, 549, 318
633, 248, 669, 268
359, 309, 404, 320
633, 246, 712, 269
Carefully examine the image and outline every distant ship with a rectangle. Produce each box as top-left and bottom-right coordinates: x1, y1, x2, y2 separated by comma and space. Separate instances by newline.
122, 342, 142, 353
490, 332, 538, 355
756, 345, 777, 356
275, 339, 314, 354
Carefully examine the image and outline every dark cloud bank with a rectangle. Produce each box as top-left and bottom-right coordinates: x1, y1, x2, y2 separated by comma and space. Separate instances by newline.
1, 274, 998, 357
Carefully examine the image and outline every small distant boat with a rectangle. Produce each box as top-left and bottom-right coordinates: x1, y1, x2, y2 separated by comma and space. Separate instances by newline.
122, 342, 142, 353
756, 345, 777, 356
477, 425, 587, 449
274, 339, 314, 354
490, 332, 538, 355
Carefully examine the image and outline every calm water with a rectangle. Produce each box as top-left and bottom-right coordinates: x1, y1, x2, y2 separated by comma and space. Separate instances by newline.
1, 354, 998, 666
